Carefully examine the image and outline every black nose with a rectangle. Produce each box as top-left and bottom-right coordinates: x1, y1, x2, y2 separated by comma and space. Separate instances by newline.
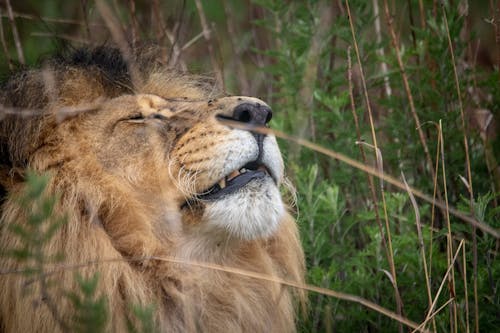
232, 103, 272, 126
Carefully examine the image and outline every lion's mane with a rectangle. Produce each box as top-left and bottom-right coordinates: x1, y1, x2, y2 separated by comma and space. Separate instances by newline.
0, 47, 305, 332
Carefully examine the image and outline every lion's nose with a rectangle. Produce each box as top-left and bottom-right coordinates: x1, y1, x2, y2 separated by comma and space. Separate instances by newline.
232, 102, 272, 126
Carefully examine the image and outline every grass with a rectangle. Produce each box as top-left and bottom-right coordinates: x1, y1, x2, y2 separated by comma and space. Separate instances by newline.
1, 0, 499, 332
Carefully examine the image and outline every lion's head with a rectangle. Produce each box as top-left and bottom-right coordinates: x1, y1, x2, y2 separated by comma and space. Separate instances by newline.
0, 47, 304, 332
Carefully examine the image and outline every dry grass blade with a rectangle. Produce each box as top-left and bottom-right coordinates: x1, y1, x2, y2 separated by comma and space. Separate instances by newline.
441, 4, 478, 332
402, 172, 436, 332
31, 32, 91, 45
345, 1, 404, 328
411, 297, 455, 333
5, 0, 24, 64
217, 118, 500, 239
95, 0, 141, 89
0, 11, 103, 26
194, 0, 224, 88
421, 240, 465, 331
0, 255, 429, 333
0, 6, 13, 70
382, 0, 439, 203
293, 0, 333, 148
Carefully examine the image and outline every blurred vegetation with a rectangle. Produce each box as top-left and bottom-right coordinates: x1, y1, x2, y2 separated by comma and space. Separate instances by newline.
1, 0, 499, 332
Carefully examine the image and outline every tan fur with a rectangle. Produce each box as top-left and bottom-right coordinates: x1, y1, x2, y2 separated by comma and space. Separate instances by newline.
0, 48, 305, 332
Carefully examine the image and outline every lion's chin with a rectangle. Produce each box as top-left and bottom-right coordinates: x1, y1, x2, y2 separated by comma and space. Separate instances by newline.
202, 177, 284, 240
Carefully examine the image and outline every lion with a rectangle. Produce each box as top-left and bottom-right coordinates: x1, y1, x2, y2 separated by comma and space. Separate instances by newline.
0, 47, 305, 332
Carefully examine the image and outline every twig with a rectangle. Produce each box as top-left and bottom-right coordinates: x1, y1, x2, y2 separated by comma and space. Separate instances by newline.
31, 32, 92, 45
222, 0, 250, 94
194, 0, 224, 88
5, 0, 25, 64
80, 0, 91, 40
152, 0, 168, 62
164, 28, 188, 71
167, 0, 186, 68
0, 11, 103, 26
95, 0, 141, 89
127, 0, 139, 46
372, 0, 392, 98
0, 6, 13, 70
293, 0, 333, 153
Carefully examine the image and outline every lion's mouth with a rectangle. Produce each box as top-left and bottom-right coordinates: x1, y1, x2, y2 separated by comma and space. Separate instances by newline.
182, 162, 273, 207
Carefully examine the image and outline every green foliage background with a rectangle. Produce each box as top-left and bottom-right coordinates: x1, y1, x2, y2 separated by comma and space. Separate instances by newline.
1, 0, 499, 332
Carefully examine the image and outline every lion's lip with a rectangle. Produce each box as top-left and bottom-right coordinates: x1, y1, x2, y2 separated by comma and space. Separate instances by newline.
183, 162, 273, 205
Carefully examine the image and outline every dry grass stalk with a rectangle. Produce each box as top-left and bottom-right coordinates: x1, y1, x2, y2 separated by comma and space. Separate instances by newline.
0, 10, 103, 26
0, 255, 429, 333
220, 119, 500, 238
95, 0, 141, 89
438, 120, 458, 333
294, 0, 333, 146
345, 1, 405, 328
0, 6, 13, 70
462, 239, 470, 333
79, 0, 91, 40
194, 0, 224, 88
127, 0, 139, 46
411, 297, 455, 333
421, 239, 465, 332
372, 0, 392, 98
382, 0, 439, 203
152, 0, 168, 62
348, 46, 386, 248
222, 0, 250, 95
4, 0, 24, 64
31, 32, 91, 45
402, 172, 436, 332
441, 4, 479, 332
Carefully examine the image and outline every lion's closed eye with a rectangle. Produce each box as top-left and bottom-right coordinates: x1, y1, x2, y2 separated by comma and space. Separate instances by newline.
122, 113, 145, 123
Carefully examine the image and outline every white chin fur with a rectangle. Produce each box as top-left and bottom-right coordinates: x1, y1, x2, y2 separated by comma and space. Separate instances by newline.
203, 178, 284, 240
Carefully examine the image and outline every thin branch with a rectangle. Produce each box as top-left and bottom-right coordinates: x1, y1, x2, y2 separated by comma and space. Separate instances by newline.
0, 6, 13, 70
372, 0, 392, 98
0, 11, 103, 26
294, 0, 333, 149
222, 0, 250, 94
5, 0, 24, 64
95, 0, 141, 89
194, 0, 224, 89
31, 32, 92, 45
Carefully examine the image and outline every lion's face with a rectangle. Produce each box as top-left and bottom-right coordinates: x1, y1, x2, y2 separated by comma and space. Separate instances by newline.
71, 93, 285, 240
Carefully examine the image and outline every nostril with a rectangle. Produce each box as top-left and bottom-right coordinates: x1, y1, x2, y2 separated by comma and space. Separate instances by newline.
232, 102, 272, 126
265, 110, 272, 124
235, 109, 252, 123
